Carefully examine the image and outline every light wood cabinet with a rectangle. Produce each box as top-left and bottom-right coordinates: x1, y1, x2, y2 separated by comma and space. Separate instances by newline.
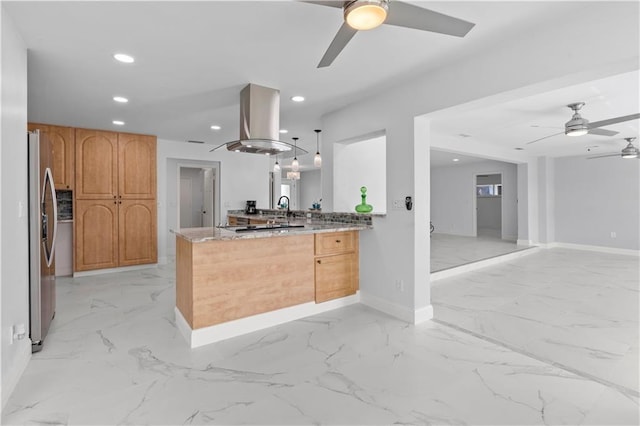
29, 123, 75, 190
74, 200, 119, 271
75, 129, 118, 199
118, 133, 156, 199
119, 200, 158, 266
74, 129, 157, 271
314, 231, 359, 303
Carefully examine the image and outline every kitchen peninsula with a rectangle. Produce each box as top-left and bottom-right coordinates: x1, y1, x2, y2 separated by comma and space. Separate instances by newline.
174, 212, 371, 348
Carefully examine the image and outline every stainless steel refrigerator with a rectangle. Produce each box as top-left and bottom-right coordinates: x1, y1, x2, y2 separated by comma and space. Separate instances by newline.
28, 129, 58, 352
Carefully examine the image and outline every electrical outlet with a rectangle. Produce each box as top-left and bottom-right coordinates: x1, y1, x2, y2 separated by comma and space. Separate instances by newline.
610, 231, 617, 238
394, 279, 404, 292
392, 200, 404, 210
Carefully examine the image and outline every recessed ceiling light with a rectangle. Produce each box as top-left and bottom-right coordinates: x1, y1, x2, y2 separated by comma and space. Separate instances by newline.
291, 96, 305, 102
113, 53, 135, 63
514, 147, 524, 151
112, 120, 125, 126
210, 125, 221, 130
280, 129, 288, 134
452, 158, 460, 162
246, 145, 252, 148
113, 96, 128, 103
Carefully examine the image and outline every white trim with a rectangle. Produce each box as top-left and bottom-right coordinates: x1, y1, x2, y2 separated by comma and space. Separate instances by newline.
517, 238, 533, 246
430, 246, 540, 282
360, 291, 432, 324
2, 339, 32, 410
73, 263, 157, 278
176, 293, 361, 348
542, 242, 639, 257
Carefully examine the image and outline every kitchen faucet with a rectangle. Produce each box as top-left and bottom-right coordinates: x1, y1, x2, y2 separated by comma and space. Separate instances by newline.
277, 195, 291, 217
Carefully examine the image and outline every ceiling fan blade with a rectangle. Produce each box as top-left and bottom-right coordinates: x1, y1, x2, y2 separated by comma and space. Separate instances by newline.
384, 1, 475, 37
299, 1, 344, 8
588, 128, 618, 137
525, 132, 564, 145
588, 113, 640, 129
587, 153, 621, 159
318, 22, 358, 68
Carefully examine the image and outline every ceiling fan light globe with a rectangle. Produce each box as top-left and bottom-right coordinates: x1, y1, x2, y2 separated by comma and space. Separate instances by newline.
621, 145, 639, 158
345, 1, 388, 30
565, 128, 588, 137
565, 114, 589, 136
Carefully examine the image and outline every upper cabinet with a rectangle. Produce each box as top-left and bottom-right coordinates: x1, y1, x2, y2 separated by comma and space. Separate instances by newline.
29, 123, 75, 190
75, 129, 156, 200
75, 129, 118, 199
118, 133, 156, 199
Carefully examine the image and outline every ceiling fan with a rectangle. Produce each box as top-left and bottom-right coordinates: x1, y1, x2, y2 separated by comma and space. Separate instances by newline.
302, 0, 475, 68
526, 102, 640, 145
587, 137, 639, 160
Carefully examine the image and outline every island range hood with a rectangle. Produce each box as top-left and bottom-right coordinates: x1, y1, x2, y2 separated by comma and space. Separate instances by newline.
210, 84, 307, 157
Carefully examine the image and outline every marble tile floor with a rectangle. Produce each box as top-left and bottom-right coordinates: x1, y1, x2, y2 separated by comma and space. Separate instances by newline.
432, 248, 640, 398
3, 255, 639, 425
430, 233, 530, 272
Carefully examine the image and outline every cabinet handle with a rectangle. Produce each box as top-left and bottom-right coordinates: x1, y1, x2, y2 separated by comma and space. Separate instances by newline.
317, 260, 321, 264
113, 201, 116, 204
118, 201, 122, 204
336, 239, 341, 243
113, 195, 116, 199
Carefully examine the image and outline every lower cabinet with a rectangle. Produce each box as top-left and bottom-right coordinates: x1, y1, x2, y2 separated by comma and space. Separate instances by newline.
314, 231, 359, 303
75, 199, 157, 272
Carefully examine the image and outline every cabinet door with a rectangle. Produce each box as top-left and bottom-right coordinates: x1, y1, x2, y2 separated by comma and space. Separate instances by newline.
75, 200, 119, 271
315, 253, 358, 303
118, 133, 156, 199
118, 200, 157, 266
49, 125, 75, 190
75, 129, 118, 199
29, 123, 75, 190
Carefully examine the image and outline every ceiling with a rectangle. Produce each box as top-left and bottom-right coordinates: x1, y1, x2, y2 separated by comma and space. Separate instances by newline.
4, 1, 638, 168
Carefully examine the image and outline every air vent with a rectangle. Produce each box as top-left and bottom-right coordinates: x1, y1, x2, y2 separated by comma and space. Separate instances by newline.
458, 133, 472, 138
188, 140, 205, 144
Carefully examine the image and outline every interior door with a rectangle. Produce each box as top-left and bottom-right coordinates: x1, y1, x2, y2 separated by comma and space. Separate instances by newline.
180, 178, 193, 228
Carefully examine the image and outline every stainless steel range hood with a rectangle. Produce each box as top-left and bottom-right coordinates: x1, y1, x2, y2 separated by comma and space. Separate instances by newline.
211, 84, 307, 157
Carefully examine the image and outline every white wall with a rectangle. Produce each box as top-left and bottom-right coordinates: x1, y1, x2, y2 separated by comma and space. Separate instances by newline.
158, 139, 270, 262
334, 135, 386, 214
431, 160, 518, 240
321, 2, 639, 318
1, 7, 31, 409
554, 155, 640, 250
300, 169, 321, 210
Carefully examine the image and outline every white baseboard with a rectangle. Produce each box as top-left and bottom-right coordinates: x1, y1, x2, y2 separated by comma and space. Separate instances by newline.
430, 246, 540, 282
542, 242, 639, 257
1, 339, 32, 411
517, 239, 533, 246
359, 291, 433, 324
176, 293, 361, 348
73, 263, 158, 278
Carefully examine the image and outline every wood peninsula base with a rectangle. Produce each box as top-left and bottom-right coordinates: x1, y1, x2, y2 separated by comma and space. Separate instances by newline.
175, 229, 361, 347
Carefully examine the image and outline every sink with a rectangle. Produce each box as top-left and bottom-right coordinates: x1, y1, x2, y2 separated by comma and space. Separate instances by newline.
234, 224, 305, 233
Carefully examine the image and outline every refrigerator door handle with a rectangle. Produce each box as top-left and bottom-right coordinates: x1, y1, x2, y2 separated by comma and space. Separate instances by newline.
42, 167, 58, 267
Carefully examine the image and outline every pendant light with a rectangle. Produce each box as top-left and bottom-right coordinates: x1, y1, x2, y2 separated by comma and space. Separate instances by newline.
273, 155, 281, 172
313, 129, 322, 168
291, 137, 300, 172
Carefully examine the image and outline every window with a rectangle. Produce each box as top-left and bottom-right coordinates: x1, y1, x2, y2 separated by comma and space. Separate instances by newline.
477, 184, 502, 197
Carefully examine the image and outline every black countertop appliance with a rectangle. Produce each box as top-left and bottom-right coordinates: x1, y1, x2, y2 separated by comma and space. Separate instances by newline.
245, 200, 257, 214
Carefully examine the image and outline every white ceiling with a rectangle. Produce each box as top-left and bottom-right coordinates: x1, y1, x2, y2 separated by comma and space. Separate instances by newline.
4, 1, 638, 168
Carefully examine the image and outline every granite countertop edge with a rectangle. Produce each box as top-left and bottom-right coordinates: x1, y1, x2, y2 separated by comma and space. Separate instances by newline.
173, 222, 371, 243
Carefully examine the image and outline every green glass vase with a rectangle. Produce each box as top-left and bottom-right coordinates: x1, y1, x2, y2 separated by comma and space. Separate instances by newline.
355, 186, 373, 213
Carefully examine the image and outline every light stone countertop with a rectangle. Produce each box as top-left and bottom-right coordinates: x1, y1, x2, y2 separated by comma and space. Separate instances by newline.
173, 220, 370, 243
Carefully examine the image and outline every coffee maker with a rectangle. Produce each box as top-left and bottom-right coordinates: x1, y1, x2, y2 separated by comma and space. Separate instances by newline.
245, 200, 257, 215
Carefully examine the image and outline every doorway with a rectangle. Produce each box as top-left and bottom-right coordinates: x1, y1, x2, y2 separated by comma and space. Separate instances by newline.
474, 173, 502, 238
178, 165, 219, 228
